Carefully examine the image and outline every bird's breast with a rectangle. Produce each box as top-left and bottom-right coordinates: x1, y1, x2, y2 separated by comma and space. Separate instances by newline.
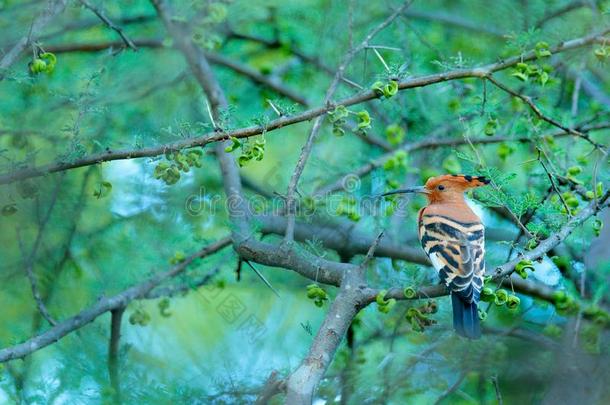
418, 214, 485, 259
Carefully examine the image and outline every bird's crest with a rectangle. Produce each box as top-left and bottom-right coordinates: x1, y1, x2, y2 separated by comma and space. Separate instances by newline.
425, 174, 490, 190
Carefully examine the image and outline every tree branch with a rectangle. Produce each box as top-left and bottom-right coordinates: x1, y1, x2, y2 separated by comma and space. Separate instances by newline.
493, 191, 610, 279
0, 0, 68, 80
43, 39, 309, 106
283, 0, 413, 243
0, 237, 231, 363
404, 9, 504, 37
254, 370, 286, 404
2, 28, 606, 185
16, 175, 65, 327
108, 306, 125, 402
78, 0, 138, 51
256, 214, 429, 264
285, 266, 367, 404
486, 75, 606, 150
313, 122, 610, 197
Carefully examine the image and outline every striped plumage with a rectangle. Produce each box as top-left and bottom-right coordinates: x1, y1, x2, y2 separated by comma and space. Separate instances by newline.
418, 213, 485, 304
383, 174, 490, 338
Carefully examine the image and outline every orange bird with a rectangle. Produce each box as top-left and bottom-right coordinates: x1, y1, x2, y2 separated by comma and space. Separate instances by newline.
383, 174, 490, 339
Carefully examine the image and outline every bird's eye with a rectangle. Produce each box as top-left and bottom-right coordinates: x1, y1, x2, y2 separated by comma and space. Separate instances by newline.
437, 185, 445, 191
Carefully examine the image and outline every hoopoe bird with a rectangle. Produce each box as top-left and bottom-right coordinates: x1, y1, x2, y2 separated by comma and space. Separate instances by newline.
383, 174, 490, 339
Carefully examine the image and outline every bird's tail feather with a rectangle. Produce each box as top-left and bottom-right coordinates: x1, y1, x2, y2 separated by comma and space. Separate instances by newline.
451, 292, 481, 339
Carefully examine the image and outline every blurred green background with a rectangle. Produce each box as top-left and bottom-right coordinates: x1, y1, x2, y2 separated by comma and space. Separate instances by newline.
0, 0, 609, 403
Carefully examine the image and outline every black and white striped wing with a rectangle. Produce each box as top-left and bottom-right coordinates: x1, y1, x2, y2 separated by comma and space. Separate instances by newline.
419, 215, 485, 303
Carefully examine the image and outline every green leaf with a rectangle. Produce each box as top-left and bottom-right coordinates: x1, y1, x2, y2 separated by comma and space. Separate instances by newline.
93, 181, 112, 199
333, 125, 345, 137
535, 41, 551, 58
1, 204, 17, 216
371, 81, 385, 95
356, 110, 371, 129
383, 80, 399, 98
224, 137, 241, 153
385, 124, 405, 145
484, 118, 498, 136
328, 105, 348, 122
511, 71, 528, 82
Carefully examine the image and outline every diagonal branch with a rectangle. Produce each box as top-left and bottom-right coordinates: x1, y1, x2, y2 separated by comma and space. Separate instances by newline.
1, 28, 608, 185
15, 174, 66, 327
312, 122, 610, 198
493, 191, 610, 280
283, 1, 413, 243
0, 237, 231, 363
78, 0, 138, 51
537, 148, 572, 217
486, 74, 606, 150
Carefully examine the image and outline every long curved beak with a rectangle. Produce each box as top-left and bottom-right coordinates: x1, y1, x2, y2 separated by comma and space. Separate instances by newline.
379, 186, 429, 197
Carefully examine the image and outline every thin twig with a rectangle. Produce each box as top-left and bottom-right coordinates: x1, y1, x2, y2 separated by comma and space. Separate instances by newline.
283, 0, 413, 243
361, 231, 384, 269
108, 306, 125, 402
15, 175, 65, 327
78, 0, 138, 51
0, 237, 232, 363
491, 375, 503, 405
1, 28, 609, 185
486, 75, 606, 151
537, 148, 572, 217
244, 260, 281, 298
144, 269, 219, 299
17, 228, 57, 326
433, 371, 468, 405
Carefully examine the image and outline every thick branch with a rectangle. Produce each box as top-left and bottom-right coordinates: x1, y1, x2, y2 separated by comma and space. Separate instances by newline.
256, 214, 429, 264
285, 267, 367, 404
